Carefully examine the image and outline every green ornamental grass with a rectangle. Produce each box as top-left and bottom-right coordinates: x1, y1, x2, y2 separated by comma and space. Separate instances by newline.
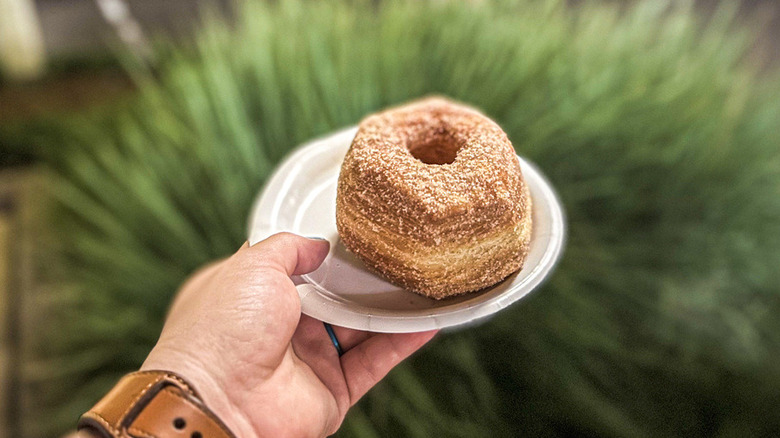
25, 0, 780, 436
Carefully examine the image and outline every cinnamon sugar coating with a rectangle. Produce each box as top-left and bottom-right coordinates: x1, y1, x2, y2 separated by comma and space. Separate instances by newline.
336, 97, 533, 299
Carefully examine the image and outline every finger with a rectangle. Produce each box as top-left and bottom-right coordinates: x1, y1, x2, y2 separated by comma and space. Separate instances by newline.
341, 330, 438, 404
292, 316, 351, 418
293, 316, 342, 360
240, 232, 330, 276
329, 325, 371, 352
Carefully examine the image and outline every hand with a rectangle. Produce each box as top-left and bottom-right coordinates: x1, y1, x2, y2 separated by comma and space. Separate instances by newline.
141, 233, 438, 438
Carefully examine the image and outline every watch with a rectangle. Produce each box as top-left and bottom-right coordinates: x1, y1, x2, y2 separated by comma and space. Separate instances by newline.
78, 370, 236, 438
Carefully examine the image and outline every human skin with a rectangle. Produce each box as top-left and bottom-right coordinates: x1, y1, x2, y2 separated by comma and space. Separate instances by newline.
78, 233, 437, 438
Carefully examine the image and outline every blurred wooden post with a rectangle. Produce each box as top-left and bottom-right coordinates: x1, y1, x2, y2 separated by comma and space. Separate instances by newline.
0, 187, 14, 438
0, 169, 40, 438
0, 0, 46, 80
0, 169, 50, 438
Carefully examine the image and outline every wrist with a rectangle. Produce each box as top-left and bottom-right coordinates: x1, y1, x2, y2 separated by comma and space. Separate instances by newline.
141, 346, 258, 438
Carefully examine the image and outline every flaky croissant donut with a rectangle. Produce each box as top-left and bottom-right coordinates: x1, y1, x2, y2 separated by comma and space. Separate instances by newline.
336, 97, 532, 299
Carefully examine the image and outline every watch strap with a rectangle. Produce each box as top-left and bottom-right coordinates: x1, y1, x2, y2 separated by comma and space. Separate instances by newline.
78, 370, 235, 438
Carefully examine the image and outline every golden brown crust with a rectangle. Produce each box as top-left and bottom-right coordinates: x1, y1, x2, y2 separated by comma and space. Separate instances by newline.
336, 97, 533, 299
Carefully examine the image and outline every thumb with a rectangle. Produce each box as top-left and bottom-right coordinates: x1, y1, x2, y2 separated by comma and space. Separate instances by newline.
243, 232, 330, 276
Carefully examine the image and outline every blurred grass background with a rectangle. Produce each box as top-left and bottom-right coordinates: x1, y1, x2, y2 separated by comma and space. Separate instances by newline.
2, 0, 780, 436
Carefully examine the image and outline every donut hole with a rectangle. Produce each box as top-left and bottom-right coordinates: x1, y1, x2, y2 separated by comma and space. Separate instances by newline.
408, 137, 460, 165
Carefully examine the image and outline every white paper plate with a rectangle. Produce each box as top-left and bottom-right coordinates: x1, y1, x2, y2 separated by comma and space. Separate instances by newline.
248, 126, 565, 333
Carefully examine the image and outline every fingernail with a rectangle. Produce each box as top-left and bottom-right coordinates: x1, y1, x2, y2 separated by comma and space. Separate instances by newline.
307, 236, 328, 241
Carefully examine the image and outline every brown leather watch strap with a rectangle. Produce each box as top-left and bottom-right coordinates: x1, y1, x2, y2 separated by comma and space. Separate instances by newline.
78, 370, 235, 438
